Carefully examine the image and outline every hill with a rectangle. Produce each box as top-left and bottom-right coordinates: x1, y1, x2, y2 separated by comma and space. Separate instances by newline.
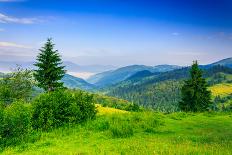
126, 70, 154, 81
87, 57, 232, 88
209, 57, 232, 68
87, 65, 180, 87
106, 65, 232, 112
0, 61, 117, 78
0, 72, 95, 91
62, 74, 96, 91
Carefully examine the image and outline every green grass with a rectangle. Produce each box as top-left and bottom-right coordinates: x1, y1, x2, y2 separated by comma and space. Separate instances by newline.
2, 112, 232, 155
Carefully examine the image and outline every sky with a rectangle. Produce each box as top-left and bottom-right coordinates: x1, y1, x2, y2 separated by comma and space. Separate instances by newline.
0, 0, 232, 66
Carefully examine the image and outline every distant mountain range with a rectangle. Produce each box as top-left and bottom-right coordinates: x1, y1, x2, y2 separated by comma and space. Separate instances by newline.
0, 57, 231, 91
87, 64, 181, 87
87, 57, 232, 88
0, 61, 117, 75
209, 57, 232, 68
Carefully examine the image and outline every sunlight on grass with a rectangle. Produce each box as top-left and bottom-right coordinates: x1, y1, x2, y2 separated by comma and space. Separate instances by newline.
209, 83, 232, 97
96, 104, 128, 115
2, 112, 232, 155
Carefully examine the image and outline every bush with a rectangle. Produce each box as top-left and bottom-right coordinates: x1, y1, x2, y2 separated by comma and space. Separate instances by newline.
0, 104, 4, 138
0, 67, 34, 105
0, 101, 31, 146
125, 103, 141, 112
32, 90, 97, 131
73, 91, 97, 122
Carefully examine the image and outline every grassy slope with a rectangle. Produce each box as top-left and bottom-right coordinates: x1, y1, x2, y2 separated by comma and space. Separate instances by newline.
96, 104, 128, 115
2, 111, 232, 155
209, 83, 232, 97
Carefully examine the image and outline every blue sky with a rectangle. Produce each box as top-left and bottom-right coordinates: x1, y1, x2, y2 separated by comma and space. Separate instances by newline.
0, 0, 232, 66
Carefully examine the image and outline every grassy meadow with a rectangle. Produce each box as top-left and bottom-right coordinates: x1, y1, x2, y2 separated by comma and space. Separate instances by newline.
210, 83, 232, 97
2, 107, 232, 155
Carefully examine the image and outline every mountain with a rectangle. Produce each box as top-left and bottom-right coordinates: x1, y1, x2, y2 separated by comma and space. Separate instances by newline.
106, 65, 232, 112
126, 70, 154, 81
0, 61, 117, 76
87, 57, 232, 88
62, 74, 96, 91
152, 65, 181, 72
87, 65, 181, 87
63, 62, 117, 73
209, 57, 232, 68
0, 71, 95, 91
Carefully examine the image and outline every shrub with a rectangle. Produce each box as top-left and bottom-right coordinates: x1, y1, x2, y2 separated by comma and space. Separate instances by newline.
125, 103, 141, 112
73, 91, 97, 122
0, 67, 34, 105
0, 101, 31, 146
32, 90, 97, 131
0, 104, 4, 138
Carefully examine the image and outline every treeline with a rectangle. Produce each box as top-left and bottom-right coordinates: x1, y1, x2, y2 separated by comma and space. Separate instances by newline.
108, 80, 183, 113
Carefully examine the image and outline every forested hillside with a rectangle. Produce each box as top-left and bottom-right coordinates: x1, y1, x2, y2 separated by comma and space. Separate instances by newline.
62, 74, 96, 91
107, 65, 232, 112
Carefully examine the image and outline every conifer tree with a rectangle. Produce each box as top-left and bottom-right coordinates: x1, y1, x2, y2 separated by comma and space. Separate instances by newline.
179, 61, 212, 112
34, 38, 66, 92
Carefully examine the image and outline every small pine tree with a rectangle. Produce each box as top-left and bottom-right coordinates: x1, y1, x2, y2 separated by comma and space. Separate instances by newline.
179, 61, 212, 112
34, 38, 66, 92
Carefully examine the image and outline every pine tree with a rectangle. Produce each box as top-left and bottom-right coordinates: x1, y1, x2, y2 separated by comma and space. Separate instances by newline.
179, 61, 212, 112
34, 38, 66, 92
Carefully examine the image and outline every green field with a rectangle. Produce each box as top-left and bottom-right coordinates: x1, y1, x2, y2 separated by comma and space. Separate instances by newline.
2, 111, 232, 155
210, 83, 232, 97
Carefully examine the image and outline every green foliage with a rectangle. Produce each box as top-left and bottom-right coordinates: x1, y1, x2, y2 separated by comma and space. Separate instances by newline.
34, 38, 66, 92
124, 103, 141, 112
72, 90, 97, 121
0, 67, 34, 105
179, 61, 212, 112
0, 101, 31, 147
31, 90, 97, 131
213, 94, 232, 111
108, 80, 183, 112
0, 104, 4, 138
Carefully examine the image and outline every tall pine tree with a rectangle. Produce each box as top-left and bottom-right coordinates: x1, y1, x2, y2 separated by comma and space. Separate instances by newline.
179, 61, 212, 112
34, 38, 66, 92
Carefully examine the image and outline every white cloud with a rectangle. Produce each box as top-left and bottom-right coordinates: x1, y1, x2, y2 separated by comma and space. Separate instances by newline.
0, 41, 32, 49
172, 32, 180, 36
0, 13, 41, 24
